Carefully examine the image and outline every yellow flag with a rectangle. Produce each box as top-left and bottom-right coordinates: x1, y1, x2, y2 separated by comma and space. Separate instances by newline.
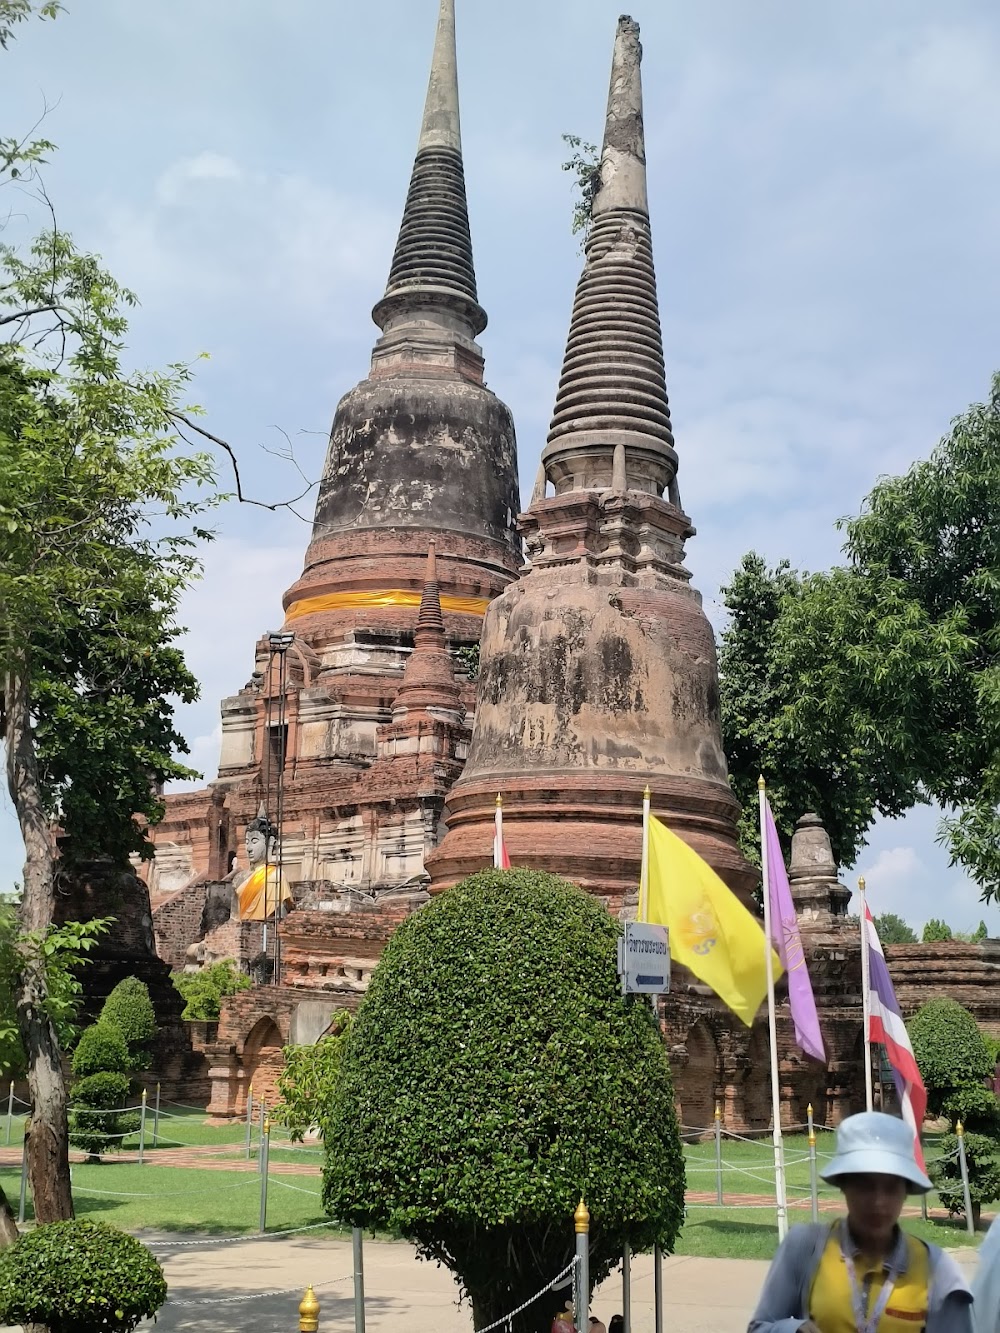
643, 814, 781, 1026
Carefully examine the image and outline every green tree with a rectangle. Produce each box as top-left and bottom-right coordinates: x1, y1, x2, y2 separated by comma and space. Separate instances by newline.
323, 869, 685, 1333
274, 1013, 352, 1142
872, 912, 918, 945
0, 0, 60, 49
922, 918, 953, 943
1, 54, 219, 1221
170, 960, 251, 1021
719, 373, 1000, 892
908, 999, 993, 1116
974, 920, 989, 942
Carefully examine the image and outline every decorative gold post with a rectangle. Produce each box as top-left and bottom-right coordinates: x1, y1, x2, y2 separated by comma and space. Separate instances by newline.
714, 1103, 723, 1204
299, 1285, 320, 1333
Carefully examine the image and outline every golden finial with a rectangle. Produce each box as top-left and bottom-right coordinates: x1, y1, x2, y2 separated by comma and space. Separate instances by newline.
299, 1285, 321, 1333
643, 785, 651, 800
574, 1198, 590, 1234
495, 792, 503, 809
858, 876, 866, 892
807, 1103, 813, 1117
757, 774, 766, 791
957, 1120, 965, 1137
714, 1103, 721, 1121
264, 1118, 271, 1135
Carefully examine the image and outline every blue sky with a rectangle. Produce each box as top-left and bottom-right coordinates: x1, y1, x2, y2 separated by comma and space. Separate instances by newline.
3, 0, 999, 933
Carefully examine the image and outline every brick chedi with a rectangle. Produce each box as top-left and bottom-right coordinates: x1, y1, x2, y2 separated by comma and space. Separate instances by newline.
427, 16, 752, 908
141, 0, 519, 1111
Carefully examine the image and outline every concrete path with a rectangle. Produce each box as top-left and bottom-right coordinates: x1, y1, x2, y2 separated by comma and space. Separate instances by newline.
112, 1234, 976, 1333
134, 1234, 767, 1333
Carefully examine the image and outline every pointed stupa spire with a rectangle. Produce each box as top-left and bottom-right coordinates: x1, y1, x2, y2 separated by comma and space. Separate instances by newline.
373, 0, 486, 338
393, 541, 463, 714
541, 15, 676, 499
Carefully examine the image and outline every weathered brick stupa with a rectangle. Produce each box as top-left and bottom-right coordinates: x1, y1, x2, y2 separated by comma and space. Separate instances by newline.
427, 15, 752, 908
144, 0, 519, 1010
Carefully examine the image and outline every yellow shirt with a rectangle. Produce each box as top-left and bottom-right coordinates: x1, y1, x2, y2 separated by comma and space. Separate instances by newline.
236, 865, 293, 922
809, 1223, 929, 1333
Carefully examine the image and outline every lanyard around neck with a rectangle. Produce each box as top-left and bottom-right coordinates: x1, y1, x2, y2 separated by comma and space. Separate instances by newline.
839, 1225, 900, 1333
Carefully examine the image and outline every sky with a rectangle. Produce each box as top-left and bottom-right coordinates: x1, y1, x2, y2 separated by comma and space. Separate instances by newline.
2, 0, 999, 934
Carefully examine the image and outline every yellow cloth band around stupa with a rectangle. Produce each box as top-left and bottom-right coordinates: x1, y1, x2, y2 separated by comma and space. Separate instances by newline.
284, 589, 491, 622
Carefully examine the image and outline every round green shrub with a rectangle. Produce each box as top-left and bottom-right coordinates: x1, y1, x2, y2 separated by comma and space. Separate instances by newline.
100, 977, 155, 1062
0, 1219, 166, 1333
930, 1131, 1000, 1227
69, 1072, 137, 1160
323, 869, 685, 1333
71, 1023, 129, 1078
908, 999, 993, 1115
941, 1083, 1000, 1135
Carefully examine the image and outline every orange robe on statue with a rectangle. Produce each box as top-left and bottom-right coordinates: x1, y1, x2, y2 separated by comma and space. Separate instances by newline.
236, 865, 293, 922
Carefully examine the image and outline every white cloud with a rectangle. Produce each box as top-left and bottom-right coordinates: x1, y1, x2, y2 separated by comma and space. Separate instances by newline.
99, 152, 396, 333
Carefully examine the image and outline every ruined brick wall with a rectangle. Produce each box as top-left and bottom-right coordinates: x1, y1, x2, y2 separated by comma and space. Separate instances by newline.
153, 884, 208, 971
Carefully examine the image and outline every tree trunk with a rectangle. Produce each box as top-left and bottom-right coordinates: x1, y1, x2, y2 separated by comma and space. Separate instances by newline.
4, 665, 74, 1223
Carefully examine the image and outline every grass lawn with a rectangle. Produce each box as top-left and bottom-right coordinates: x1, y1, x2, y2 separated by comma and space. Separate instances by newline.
0, 1115, 985, 1260
0, 1161, 332, 1236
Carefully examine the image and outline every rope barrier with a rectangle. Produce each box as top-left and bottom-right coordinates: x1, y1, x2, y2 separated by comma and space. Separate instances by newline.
472, 1260, 576, 1333
169, 1274, 352, 1307
146, 1220, 340, 1249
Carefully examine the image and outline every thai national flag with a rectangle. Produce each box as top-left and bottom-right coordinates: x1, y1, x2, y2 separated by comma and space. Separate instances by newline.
864, 905, 928, 1170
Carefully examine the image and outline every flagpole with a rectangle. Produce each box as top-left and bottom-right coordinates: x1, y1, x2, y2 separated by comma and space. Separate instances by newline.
758, 777, 788, 1241
494, 793, 503, 870
639, 786, 651, 924
859, 876, 874, 1113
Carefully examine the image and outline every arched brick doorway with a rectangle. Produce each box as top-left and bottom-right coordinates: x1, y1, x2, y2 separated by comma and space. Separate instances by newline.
675, 1019, 719, 1135
244, 1016, 284, 1112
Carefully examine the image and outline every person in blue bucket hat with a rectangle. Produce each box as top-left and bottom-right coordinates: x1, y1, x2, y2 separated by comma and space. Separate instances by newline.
748, 1111, 972, 1332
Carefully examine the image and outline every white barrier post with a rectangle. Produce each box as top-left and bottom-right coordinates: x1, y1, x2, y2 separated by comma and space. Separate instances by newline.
138, 1088, 147, 1166
957, 1121, 975, 1235
5, 1081, 13, 1145
258, 1098, 266, 1173
352, 1227, 367, 1333
153, 1082, 161, 1147
245, 1083, 254, 1160
654, 1244, 663, 1333
259, 1118, 270, 1233
808, 1103, 819, 1223
714, 1103, 723, 1204
574, 1200, 590, 1333
18, 1126, 28, 1223
622, 1240, 632, 1333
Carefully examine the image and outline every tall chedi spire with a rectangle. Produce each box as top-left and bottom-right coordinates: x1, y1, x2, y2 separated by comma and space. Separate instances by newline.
428, 16, 753, 906
281, 0, 519, 657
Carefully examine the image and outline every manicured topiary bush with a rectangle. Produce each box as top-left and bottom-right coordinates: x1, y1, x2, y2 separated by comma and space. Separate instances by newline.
931, 1131, 1000, 1228
71, 1022, 129, 1078
323, 869, 686, 1333
0, 1218, 167, 1333
100, 977, 155, 1067
908, 998, 994, 1114
69, 1024, 138, 1161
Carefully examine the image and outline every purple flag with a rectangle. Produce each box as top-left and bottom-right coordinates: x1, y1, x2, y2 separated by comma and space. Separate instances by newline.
764, 799, 826, 1062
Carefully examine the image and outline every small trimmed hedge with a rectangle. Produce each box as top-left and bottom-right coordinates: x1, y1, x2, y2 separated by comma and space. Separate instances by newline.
71, 1023, 129, 1078
100, 977, 155, 1065
908, 998, 993, 1114
0, 1219, 166, 1333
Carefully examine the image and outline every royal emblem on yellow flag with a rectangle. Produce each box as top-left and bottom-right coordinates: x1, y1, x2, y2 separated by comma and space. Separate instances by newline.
641, 814, 781, 1026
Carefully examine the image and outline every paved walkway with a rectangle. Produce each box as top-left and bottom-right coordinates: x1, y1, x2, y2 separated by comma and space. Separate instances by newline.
0, 1228, 982, 1333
